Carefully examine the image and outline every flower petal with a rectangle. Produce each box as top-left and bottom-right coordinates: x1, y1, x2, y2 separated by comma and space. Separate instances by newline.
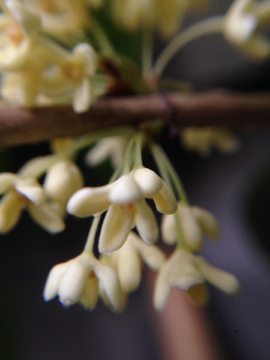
135, 200, 159, 245
109, 175, 143, 204
0, 173, 17, 194
43, 262, 70, 301
58, 257, 91, 304
132, 167, 163, 197
67, 186, 111, 217
99, 203, 134, 254
94, 261, 125, 311
195, 257, 240, 294
80, 277, 99, 310
129, 232, 166, 271
0, 192, 23, 233
192, 207, 220, 240
117, 238, 142, 293
27, 202, 65, 233
152, 180, 177, 214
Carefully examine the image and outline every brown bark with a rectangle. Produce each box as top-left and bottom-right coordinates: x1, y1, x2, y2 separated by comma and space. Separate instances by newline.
0, 90, 270, 148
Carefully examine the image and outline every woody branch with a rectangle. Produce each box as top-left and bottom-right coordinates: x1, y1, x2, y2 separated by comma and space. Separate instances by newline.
1, 90, 270, 148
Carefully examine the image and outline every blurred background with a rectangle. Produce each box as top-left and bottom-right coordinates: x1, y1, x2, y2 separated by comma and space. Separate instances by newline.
1, 0, 270, 359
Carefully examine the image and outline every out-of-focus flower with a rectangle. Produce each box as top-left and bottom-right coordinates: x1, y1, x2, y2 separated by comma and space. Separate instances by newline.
22, 0, 103, 36
67, 167, 177, 253
44, 159, 84, 204
43, 252, 125, 311
112, 0, 208, 38
102, 232, 166, 293
224, 0, 270, 59
85, 136, 128, 168
181, 127, 240, 156
154, 249, 240, 311
0, 172, 64, 233
161, 202, 219, 251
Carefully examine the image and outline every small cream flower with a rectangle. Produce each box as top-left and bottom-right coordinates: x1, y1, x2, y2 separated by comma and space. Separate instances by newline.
224, 0, 270, 59
67, 167, 177, 253
101, 232, 166, 293
44, 159, 84, 204
58, 42, 97, 113
112, 0, 208, 38
181, 127, 240, 156
85, 136, 128, 168
0, 172, 65, 233
161, 202, 219, 251
43, 252, 125, 311
154, 249, 240, 311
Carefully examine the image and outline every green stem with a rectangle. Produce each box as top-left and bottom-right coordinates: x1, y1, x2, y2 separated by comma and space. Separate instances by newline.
83, 217, 100, 254
152, 16, 225, 79
141, 25, 154, 79
29, 126, 136, 179
90, 16, 117, 58
174, 210, 187, 249
133, 132, 145, 169
151, 143, 188, 204
123, 134, 137, 174
150, 142, 172, 188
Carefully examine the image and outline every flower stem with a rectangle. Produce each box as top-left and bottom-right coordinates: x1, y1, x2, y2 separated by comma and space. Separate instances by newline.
123, 134, 137, 174
29, 126, 136, 179
133, 132, 145, 169
141, 24, 154, 79
152, 16, 225, 79
83, 217, 100, 254
151, 142, 188, 204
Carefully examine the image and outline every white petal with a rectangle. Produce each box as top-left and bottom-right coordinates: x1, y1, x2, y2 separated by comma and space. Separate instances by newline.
99, 203, 134, 254
27, 202, 65, 233
117, 239, 142, 292
109, 175, 143, 204
195, 257, 240, 294
94, 261, 125, 311
80, 277, 99, 310
129, 232, 166, 271
15, 178, 45, 205
135, 200, 158, 245
152, 180, 177, 214
161, 214, 177, 245
132, 167, 163, 197
153, 270, 172, 311
67, 186, 111, 217
58, 257, 91, 304
0, 173, 17, 193
0, 192, 23, 233
73, 77, 93, 113
180, 205, 203, 251
43, 262, 70, 301
192, 207, 220, 240
44, 160, 84, 203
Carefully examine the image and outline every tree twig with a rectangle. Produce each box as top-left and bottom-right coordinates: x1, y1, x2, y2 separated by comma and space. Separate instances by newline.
0, 90, 270, 148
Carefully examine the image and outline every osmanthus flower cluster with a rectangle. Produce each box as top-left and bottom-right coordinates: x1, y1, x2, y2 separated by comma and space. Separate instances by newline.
30, 129, 240, 312
2, 0, 267, 315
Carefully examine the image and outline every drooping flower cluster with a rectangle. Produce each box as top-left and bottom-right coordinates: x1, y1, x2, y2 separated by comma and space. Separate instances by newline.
3, 0, 268, 315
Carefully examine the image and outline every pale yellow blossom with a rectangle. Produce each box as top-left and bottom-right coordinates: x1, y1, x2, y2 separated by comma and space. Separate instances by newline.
101, 232, 166, 293
85, 136, 128, 168
224, 0, 270, 59
43, 252, 125, 311
181, 127, 240, 156
112, 0, 208, 37
161, 202, 220, 251
67, 167, 177, 253
154, 249, 240, 311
